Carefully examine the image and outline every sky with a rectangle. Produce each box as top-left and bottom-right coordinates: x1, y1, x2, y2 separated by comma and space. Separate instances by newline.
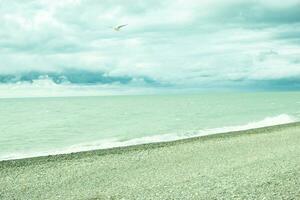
0, 0, 300, 96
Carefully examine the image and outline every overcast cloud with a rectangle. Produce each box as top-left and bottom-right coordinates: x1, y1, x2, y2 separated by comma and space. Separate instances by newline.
0, 0, 300, 90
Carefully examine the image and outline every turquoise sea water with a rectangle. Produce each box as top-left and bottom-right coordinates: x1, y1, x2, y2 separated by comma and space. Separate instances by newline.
0, 92, 300, 160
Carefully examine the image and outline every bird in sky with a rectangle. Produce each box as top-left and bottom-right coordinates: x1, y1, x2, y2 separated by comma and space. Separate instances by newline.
113, 24, 128, 31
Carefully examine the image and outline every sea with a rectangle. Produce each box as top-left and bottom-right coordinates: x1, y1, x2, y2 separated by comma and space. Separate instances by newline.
0, 92, 299, 160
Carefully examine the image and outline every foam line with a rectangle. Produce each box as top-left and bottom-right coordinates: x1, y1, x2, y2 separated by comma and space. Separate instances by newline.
0, 114, 297, 161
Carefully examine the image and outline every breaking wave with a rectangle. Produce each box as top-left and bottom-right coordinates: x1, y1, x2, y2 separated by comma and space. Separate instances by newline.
0, 114, 297, 161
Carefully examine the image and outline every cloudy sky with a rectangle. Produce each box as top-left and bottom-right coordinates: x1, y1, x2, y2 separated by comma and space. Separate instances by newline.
0, 0, 300, 94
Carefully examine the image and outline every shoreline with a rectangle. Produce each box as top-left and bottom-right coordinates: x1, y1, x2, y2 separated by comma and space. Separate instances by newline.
1, 121, 299, 164
1, 121, 300, 199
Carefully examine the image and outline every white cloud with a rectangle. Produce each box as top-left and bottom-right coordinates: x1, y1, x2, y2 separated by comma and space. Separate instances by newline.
0, 0, 300, 89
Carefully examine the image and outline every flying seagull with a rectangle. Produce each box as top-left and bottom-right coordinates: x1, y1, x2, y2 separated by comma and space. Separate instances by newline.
113, 24, 128, 31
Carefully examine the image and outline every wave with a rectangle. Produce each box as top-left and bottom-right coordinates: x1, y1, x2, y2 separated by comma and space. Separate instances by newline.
0, 114, 297, 161
59, 114, 297, 152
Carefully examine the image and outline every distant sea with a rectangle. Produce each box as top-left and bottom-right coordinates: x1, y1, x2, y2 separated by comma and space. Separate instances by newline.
0, 92, 299, 160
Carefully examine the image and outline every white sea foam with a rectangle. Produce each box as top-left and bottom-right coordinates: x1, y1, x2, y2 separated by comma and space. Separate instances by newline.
194, 114, 296, 136
0, 114, 297, 161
